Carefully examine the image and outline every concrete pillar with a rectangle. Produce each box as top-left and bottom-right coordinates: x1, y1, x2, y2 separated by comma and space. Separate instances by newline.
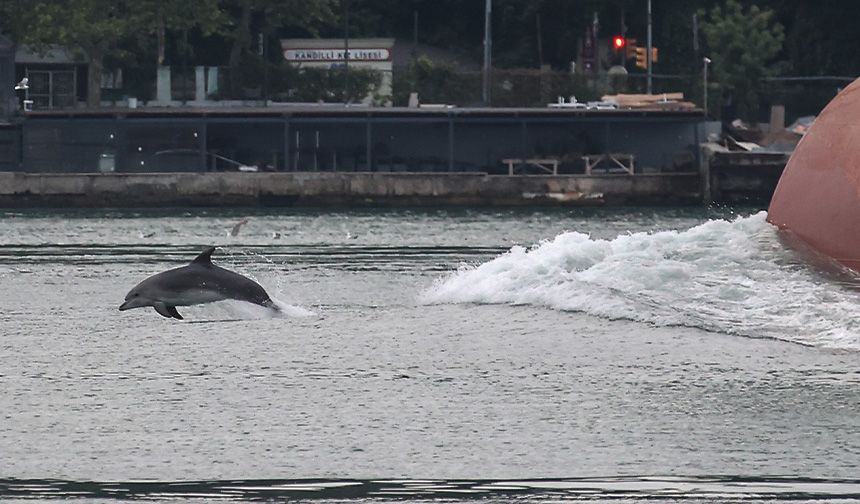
769, 105, 785, 133
283, 119, 290, 171
195, 66, 206, 102
365, 118, 372, 172
207, 67, 219, 98
198, 120, 207, 171
156, 66, 171, 103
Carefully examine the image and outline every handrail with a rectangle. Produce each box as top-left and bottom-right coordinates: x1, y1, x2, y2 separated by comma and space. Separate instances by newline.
153, 148, 244, 168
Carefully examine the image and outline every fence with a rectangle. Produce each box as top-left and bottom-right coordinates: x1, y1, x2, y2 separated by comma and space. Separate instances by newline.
65, 60, 856, 124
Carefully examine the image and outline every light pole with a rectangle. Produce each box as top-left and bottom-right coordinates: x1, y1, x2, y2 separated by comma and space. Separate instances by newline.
703, 57, 711, 117
646, 0, 652, 94
343, 0, 350, 101
482, 0, 492, 106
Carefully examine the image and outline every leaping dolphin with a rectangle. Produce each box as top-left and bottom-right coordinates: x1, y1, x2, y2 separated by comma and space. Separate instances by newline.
119, 246, 279, 320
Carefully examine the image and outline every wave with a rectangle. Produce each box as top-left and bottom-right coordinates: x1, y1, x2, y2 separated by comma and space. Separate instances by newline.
2, 476, 859, 501
423, 212, 860, 350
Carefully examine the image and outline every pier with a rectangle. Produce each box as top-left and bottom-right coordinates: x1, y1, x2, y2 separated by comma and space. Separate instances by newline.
0, 171, 700, 207
0, 105, 789, 207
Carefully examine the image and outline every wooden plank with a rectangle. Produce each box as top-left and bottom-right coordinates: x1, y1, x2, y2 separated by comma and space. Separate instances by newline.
602, 92, 684, 103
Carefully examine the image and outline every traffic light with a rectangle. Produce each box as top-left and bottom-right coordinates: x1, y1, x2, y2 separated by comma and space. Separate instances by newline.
651, 47, 659, 63
611, 36, 625, 52
634, 47, 647, 69
625, 38, 638, 60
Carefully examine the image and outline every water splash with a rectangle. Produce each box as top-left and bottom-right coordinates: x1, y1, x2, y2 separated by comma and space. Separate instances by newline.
182, 299, 315, 320
423, 212, 860, 350
271, 298, 316, 317
210, 247, 315, 318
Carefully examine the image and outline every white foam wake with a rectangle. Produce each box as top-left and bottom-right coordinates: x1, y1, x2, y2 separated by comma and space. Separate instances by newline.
422, 212, 860, 350
184, 299, 316, 320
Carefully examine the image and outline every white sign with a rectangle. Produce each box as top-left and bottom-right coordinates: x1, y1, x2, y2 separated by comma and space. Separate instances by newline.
283, 48, 391, 62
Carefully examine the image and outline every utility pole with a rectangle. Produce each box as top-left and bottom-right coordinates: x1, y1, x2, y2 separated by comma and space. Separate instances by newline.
182, 28, 188, 104
646, 0, 652, 94
482, 0, 492, 106
413, 6, 419, 48
620, 8, 626, 70
343, 0, 350, 101
703, 57, 711, 117
692, 13, 699, 55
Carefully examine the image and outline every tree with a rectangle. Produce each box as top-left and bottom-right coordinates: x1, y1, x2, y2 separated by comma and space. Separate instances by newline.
0, 0, 222, 107
700, 0, 784, 119
220, 0, 337, 95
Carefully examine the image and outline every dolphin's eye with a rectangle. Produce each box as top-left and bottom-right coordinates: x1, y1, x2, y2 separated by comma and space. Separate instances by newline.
134, 293, 139, 297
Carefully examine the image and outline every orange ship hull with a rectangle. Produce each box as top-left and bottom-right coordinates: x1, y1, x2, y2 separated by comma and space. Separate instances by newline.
767, 78, 860, 271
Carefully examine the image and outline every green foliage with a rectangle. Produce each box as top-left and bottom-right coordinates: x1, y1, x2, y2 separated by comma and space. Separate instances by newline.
1, 0, 223, 56
700, 0, 785, 119
232, 57, 383, 104
392, 56, 601, 107
285, 67, 383, 104
220, 0, 338, 95
0, 0, 224, 105
0, 0, 850, 115
392, 56, 480, 106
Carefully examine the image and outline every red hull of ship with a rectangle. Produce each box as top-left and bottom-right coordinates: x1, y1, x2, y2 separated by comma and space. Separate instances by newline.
767, 78, 860, 271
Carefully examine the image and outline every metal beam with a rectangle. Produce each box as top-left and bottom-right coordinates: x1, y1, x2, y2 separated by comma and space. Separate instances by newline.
198, 119, 207, 172
283, 117, 290, 171
520, 120, 528, 159
365, 115, 372, 171
448, 117, 454, 172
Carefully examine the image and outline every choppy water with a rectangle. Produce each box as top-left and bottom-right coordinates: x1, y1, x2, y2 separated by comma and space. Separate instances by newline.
1, 207, 859, 503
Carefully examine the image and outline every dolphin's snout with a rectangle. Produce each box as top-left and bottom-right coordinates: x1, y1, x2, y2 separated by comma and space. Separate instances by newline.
118, 300, 131, 311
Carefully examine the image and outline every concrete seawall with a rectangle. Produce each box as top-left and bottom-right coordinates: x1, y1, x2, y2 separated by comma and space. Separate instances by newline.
0, 172, 701, 207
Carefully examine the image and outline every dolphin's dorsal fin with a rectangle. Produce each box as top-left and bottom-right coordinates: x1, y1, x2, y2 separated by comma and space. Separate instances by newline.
191, 246, 216, 267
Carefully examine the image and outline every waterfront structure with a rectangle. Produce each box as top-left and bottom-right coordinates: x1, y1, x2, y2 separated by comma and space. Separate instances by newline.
0, 35, 15, 118
15, 105, 706, 175
14, 45, 89, 110
0, 103, 728, 206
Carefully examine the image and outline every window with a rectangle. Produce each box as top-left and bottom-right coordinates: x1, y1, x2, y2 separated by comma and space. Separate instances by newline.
26, 68, 76, 109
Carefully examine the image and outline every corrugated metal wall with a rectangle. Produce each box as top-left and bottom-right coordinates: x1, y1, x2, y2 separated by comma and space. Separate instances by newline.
17, 113, 703, 175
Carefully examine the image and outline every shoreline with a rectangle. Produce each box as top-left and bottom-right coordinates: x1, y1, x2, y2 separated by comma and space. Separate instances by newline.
0, 171, 703, 208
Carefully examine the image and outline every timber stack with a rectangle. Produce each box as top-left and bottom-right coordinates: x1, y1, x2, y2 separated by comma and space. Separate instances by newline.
602, 92, 697, 111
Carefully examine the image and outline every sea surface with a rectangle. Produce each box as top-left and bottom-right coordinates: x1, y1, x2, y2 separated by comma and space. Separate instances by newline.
1, 206, 859, 503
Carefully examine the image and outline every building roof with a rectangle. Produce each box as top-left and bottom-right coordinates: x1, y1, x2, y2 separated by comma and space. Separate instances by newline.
15, 45, 87, 64
281, 38, 395, 50
24, 103, 703, 120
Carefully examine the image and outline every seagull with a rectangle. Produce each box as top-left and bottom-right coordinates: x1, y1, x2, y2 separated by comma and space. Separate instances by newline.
229, 217, 249, 237
14, 77, 28, 90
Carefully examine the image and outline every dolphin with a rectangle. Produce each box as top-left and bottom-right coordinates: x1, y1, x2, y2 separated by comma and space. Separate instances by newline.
119, 246, 279, 320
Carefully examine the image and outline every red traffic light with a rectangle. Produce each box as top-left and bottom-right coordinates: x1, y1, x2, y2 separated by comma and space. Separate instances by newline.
612, 36, 626, 50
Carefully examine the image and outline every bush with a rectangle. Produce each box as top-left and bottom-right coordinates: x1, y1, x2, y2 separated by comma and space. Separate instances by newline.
224, 57, 384, 104
392, 56, 480, 106
393, 56, 605, 107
